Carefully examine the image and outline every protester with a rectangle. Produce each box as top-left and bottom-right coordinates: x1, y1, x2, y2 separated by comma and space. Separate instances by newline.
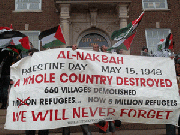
0, 49, 2, 105
23, 48, 49, 135
30, 42, 34, 49
141, 46, 149, 56
100, 45, 108, 52
62, 45, 92, 135
0, 50, 16, 109
93, 44, 99, 52
175, 56, 180, 76
165, 53, 179, 135
116, 48, 124, 54
0, 48, 3, 63
66, 44, 78, 50
28, 48, 39, 56
72, 44, 77, 51
150, 44, 177, 134
142, 46, 148, 52
99, 44, 122, 135
174, 55, 180, 135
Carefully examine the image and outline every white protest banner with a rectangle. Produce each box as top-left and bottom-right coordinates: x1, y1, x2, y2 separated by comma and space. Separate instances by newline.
5, 48, 180, 130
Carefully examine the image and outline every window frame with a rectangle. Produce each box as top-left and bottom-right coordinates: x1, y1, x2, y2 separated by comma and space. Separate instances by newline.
142, 0, 168, 10
77, 29, 111, 50
15, 0, 42, 12
145, 28, 171, 53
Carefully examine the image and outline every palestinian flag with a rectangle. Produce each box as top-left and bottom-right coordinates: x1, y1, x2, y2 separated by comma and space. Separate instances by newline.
156, 39, 165, 51
0, 24, 13, 33
10, 36, 30, 51
107, 32, 136, 51
156, 33, 173, 51
165, 33, 173, 50
116, 43, 128, 51
0, 30, 30, 51
3, 45, 21, 54
111, 11, 144, 41
39, 25, 66, 48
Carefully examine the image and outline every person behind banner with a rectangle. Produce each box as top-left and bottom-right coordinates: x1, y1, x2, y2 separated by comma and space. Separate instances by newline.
116, 48, 124, 55
93, 44, 99, 52
66, 44, 78, 50
62, 45, 92, 135
165, 54, 178, 135
100, 45, 108, 52
175, 55, 180, 135
25, 48, 49, 135
141, 46, 149, 56
30, 42, 34, 49
153, 43, 177, 134
98, 45, 121, 135
0, 50, 16, 109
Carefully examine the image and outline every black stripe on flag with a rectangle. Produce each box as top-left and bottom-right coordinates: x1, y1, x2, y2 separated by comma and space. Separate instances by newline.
39, 26, 59, 40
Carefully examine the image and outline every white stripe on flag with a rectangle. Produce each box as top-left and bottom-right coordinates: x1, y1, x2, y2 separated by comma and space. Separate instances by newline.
0, 39, 11, 46
0, 29, 12, 34
12, 37, 23, 45
41, 33, 56, 46
111, 39, 125, 48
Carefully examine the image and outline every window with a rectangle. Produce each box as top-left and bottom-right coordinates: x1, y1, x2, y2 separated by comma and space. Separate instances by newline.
21, 31, 40, 49
142, 0, 168, 10
78, 33, 108, 48
20, 31, 40, 57
77, 29, 111, 50
145, 29, 171, 53
15, 0, 42, 11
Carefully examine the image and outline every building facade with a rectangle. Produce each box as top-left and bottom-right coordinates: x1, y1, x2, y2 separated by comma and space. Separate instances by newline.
0, 0, 180, 55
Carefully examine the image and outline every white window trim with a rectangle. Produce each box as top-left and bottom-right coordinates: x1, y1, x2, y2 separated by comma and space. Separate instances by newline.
20, 30, 41, 51
142, 0, 168, 10
143, 9, 170, 11
15, 0, 42, 12
13, 9, 42, 12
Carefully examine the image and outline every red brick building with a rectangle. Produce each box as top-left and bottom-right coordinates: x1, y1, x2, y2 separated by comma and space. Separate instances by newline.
0, 0, 180, 55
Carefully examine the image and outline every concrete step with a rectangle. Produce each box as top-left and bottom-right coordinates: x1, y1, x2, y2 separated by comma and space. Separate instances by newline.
0, 124, 25, 135
47, 129, 178, 135
0, 109, 6, 116
0, 115, 6, 124
0, 123, 168, 134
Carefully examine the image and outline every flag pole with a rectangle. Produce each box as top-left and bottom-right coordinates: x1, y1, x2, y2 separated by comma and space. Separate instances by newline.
122, 11, 144, 39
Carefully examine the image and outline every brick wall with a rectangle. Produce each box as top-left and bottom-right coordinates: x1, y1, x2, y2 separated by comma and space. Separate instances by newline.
0, 0, 59, 32
129, 0, 180, 55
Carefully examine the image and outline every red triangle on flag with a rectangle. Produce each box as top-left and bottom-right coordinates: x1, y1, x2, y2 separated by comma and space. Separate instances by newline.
132, 12, 144, 26
54, 25, 66, 44
160, 39, 165, 42
7, 46, 20, 54
19, 36, 30, 49
123, 32, 136, 50
168, 34, 173, 50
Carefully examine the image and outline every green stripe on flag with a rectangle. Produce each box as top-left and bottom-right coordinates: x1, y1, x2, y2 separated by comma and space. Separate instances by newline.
116, 44, 128, 51
111, 22, 132, 40
15, 44, 28, 52
43, 39, 66, 48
